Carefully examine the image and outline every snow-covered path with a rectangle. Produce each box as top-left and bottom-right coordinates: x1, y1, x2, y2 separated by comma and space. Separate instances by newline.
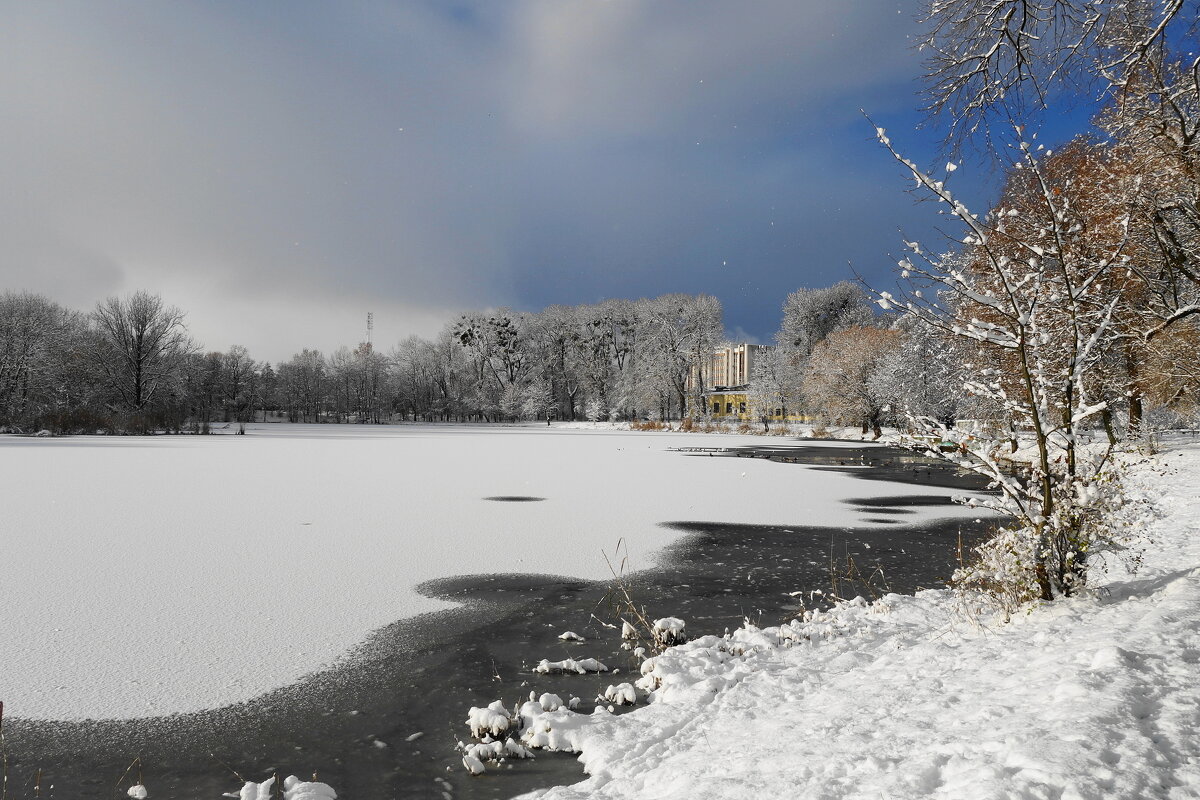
516, 446, 1200, 799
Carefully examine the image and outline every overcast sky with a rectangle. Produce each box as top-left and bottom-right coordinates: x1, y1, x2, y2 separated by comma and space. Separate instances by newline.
2, 0, 994, 361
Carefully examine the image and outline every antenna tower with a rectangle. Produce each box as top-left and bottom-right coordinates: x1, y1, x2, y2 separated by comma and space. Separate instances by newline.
367, 312, 374, 348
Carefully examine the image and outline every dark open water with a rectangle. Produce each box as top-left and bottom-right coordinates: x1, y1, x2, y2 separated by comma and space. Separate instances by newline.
3, 442, 999, 799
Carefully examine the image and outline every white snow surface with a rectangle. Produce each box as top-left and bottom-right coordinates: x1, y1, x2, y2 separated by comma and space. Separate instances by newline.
515, 445, 1200, 800
0, 423, 977, 721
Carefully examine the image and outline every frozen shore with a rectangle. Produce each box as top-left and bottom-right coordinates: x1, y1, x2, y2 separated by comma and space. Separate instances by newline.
506, 443, 1200, 799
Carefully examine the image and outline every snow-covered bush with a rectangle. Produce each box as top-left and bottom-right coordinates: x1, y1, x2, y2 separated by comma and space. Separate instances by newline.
459, 696, 542, 775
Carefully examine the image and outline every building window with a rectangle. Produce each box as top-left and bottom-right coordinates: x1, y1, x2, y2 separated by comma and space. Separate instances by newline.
739, 402, 746, 413
713, 402, 720, 414
726, 402, 733, 414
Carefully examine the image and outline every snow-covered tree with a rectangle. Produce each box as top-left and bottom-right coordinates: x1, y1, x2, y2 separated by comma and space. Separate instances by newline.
584, 396, 605, 423
637, 294, 723, 419
277, 349, 326, 423
774, 282, 878, 416
875, 122, 1135, 600
803, 326, 902, 438
868, 315, 966, 429
746, 345, 798, 424
919, 0, 1197, 149
520, 378, 554, 421
0, 291, 90, 431
778, 282, 877, 355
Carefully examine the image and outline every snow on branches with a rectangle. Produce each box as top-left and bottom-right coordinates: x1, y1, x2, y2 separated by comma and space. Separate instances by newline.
871, 121, 1143, 602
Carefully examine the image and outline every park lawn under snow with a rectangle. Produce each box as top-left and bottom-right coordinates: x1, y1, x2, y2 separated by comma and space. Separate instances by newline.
506, 444, 1200, 800
0, 423, 978, 721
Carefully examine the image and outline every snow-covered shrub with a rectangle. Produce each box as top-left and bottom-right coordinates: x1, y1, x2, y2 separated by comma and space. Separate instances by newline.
466, 700, 513, 737
951, 525, 1043, 619
460, 736, 534, 769
652, 617, 687, 648
955, 463, 1147, 616
459, 698, 538, 775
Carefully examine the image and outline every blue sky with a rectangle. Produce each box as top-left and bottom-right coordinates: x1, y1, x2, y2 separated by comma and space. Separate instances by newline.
0, 1, 1092, 359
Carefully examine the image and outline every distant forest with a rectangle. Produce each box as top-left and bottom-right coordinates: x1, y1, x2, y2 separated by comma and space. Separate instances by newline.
2, 267, 1196, 437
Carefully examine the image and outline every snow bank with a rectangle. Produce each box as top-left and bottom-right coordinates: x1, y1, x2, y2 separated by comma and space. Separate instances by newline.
4, 424, 981, 720
513, 446, 1200, 799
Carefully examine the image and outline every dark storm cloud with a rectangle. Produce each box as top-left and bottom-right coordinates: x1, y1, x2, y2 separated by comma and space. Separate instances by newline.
0, 0, 948, 359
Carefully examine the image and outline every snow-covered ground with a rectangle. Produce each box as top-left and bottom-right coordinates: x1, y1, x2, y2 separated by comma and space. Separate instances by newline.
0, 423, 979, 721
504, 443, 1200, 799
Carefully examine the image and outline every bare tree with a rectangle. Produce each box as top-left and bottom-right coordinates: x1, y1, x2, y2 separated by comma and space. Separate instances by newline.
89, 291, 194, 417
803, 326, 902, 438
920, 0, 1195, 148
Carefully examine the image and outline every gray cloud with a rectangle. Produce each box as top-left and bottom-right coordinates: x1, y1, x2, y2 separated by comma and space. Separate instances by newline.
0, 0, 937, 360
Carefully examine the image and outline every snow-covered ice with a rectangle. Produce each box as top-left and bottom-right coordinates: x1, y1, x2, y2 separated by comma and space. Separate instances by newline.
510, 445, 1200, 799
0, 423, 982, 721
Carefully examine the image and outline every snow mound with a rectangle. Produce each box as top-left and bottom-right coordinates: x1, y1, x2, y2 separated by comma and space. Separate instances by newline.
232, 775, 335, 800
534, 657, 609, 674
601, 683, 637, 706
535, 692, 564, 711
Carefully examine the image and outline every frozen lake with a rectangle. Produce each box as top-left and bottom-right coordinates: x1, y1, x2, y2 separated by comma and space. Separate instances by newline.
0, 424, 986, 721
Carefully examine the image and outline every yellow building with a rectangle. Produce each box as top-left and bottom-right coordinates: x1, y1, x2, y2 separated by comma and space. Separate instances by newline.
687, 343, 801, 421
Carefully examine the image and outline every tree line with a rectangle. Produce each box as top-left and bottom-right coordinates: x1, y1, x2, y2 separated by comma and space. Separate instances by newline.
2, 260, 1195, 438
0, 291, 729, 432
